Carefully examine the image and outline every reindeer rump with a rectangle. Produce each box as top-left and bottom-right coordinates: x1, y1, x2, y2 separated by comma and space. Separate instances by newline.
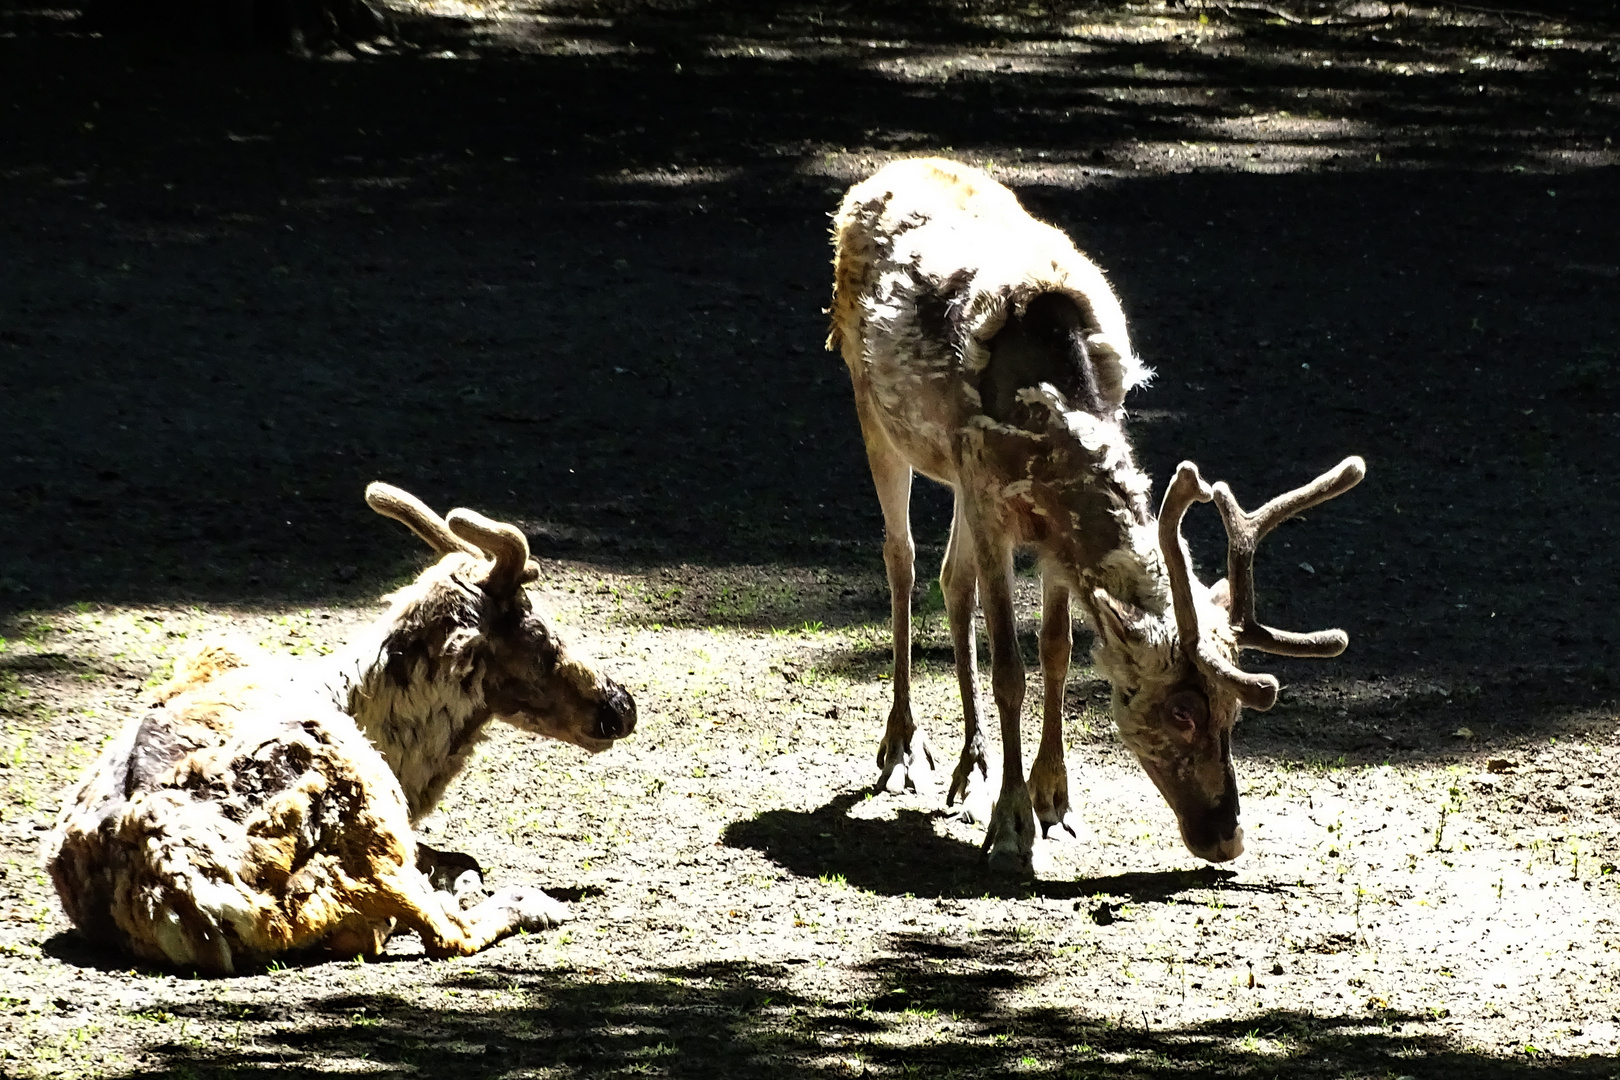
47, 656, 457, 975
829, 157, 1152, 421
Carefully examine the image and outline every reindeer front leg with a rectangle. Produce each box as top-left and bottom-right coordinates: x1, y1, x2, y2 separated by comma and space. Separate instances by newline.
308, 785, 567, 960
855, 394, 936, 793
1028, 576, 1079, 840
942, 496, 990, 822
416, 842, 485, 905
970, 514, 1036, 876
368, 859, 570, 959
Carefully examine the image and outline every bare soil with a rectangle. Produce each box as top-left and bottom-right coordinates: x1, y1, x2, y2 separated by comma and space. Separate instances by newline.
2, 1, 1619, 1076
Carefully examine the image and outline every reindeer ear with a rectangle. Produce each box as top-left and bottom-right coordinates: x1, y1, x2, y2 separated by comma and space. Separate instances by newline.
1208, 578, 1232, 613
1090, 588, 1152, 650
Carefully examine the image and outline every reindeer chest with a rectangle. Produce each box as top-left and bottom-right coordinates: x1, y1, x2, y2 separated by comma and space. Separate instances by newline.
355, 700, 492, 823
961, 421, 1129, 562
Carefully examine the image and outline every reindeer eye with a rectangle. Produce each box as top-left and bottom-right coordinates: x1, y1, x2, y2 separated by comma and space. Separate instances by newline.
1165, 689, 1208, 730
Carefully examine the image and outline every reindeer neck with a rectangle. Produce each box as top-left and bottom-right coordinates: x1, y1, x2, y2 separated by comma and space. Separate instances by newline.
1015, 403, 1169, 617
321, 625, 496, 823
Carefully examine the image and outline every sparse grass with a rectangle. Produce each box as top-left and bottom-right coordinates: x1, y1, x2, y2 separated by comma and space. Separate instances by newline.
0, 570, 1617, 1076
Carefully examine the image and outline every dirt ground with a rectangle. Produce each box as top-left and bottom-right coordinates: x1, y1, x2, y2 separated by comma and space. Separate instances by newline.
2, 0, 1619, 1076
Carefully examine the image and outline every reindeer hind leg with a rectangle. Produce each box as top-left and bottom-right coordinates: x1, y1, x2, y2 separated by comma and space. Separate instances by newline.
942, 495, 991, 822
853, 392, 935, 794
962, 490, 1035, 877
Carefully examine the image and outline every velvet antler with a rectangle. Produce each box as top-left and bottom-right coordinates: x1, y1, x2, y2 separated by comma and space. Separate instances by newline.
1157, 462, 1281, 711
1211, 455, 1366, 658
366, 483, 480, 557
447, 508, 540, 589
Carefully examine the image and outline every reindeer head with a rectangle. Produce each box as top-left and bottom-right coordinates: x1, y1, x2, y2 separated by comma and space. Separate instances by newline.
1085, 457, 1365, 863
364, 483, 637, 754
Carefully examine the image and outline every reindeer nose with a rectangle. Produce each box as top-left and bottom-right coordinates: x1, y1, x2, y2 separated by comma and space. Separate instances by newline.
593, 682, 636, 741
1204, 824, 1244, 863
1180, 813, 1244, 863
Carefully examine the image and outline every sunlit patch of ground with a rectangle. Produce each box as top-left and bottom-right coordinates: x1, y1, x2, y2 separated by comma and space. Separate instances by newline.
390, 0, 505, 19
606, 164, 745, 187
384, 0, 1620, 178
1, 1, 1617, 1074
2, 560, 1618, 1074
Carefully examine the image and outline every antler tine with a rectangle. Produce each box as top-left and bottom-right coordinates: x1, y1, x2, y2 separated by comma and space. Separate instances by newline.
1198, 645, 1280, 711
365, 483, 480, 557
1156, 462, 1213, 656
445, 508, 533, 590
1157, 463, 1282, 712
1211, 455, 1366, 658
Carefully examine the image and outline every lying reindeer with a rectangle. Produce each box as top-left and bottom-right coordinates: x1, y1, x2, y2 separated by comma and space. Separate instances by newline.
828, 157, 1363, 874
43, 483, 636, 974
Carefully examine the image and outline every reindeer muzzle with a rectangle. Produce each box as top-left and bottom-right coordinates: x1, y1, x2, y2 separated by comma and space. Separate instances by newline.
1182, 820, 1245, 864
1177, 781, 1244, 863
593, 682, 637, 741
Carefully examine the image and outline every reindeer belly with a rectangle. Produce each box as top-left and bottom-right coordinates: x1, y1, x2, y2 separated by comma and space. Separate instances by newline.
854, 324, 979, 486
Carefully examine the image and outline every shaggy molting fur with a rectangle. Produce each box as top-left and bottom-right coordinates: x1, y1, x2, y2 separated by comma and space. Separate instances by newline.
828, 157, 1363, 871
42, 485, 636, 974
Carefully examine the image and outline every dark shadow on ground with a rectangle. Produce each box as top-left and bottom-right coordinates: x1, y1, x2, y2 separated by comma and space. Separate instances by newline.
89, 950, 1620, 1078
794, 607, 1617, 765
39, 930, 158, 976
39, 928, 429, 974
723, 790, 1298, 902
1, 3, 1615, 599
0, 2, 1615, 740
1237, 661, 1620, 761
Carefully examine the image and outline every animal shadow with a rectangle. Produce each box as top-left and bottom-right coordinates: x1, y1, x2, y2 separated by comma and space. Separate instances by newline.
724, 790, 1284, 903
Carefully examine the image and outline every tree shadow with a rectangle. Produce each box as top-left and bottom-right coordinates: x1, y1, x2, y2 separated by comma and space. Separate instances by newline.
38, 928, 433, 975
1238, 661, 1619, 761
38, 878, 610, 977
0, 0, 1614, 744
85, 950, 1620, 1078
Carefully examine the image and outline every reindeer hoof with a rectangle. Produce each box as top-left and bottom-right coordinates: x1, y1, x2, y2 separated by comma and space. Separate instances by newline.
946, 749, 991, 819
876, 727, 935, 794
1031, 784, 1081, 842
450, 868, 486, 908
491, 885, 572, 932
981, 790, 1037, 877
1038, 813, 1083, 843
951, 781, 994, 826
419, 843, 484, 895
984, 841, 1035, 878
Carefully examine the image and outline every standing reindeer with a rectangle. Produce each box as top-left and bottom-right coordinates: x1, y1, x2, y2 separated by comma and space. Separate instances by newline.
44, 483, 636, 973
828, 158, 1363, 874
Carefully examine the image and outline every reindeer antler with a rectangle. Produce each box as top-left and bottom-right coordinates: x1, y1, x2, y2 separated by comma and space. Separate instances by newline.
366, 483, 480, 557
1158, 463, 1281, 711
1157, 462, 1212, 658
1211, 455, 1366, 658
446, 509, 540, 589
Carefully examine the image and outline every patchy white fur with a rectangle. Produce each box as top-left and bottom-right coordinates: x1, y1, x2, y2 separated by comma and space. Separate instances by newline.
43, 492, 635, 973
325, 609, 490, 825
828, 157, 1257, 867
834, 158, 1150, 419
